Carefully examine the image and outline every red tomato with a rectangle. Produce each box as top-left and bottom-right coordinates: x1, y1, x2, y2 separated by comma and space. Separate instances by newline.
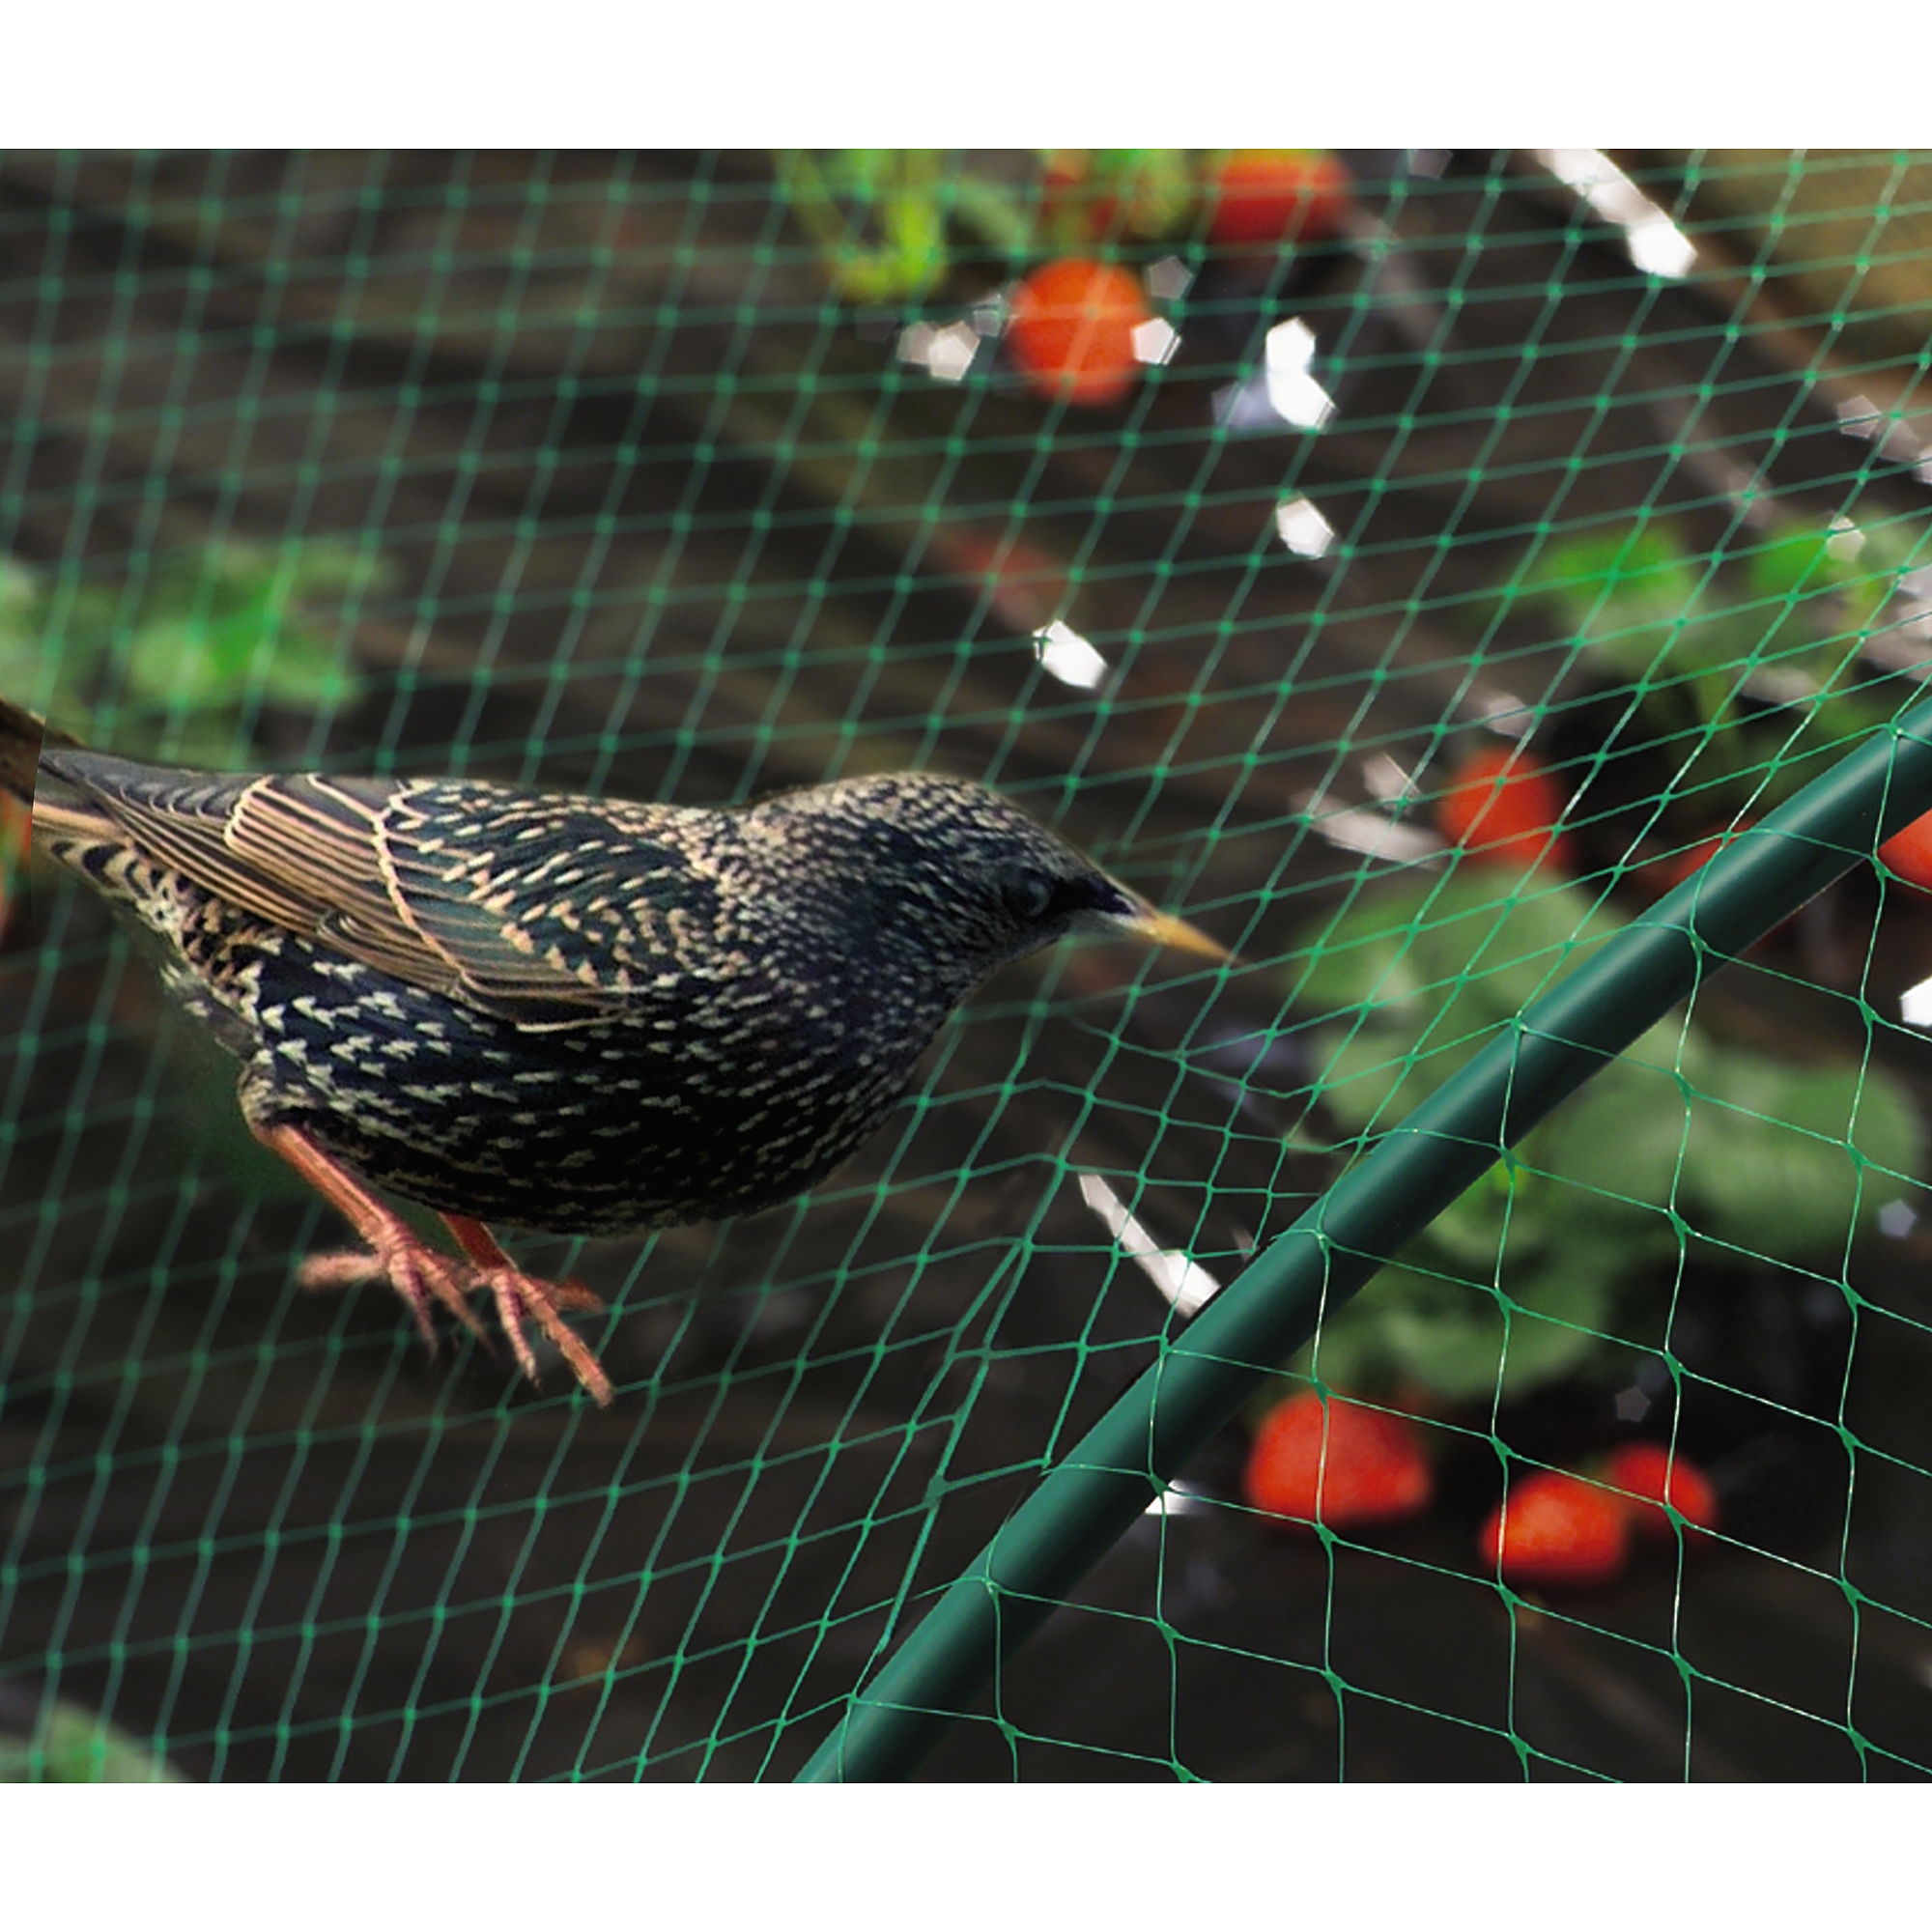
1653, 817, 1800, 939
1879, 810, 1932, 893
1242, 1390, 1433, 1531
1661, 822, 1750, 890
1208, 150, 1352, 249
1435, 744, 1576, 870
1603, 1442, 1719, 1540
1006, 258, 1150, 407
1479, 1470, 1630, 1590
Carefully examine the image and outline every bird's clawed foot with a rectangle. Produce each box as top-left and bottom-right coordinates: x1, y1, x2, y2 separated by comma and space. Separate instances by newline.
298, 1221, 611, 1406
441, 1214, 612, 1406
298, 1230, 492, 1348
259, 1123, 614, 1406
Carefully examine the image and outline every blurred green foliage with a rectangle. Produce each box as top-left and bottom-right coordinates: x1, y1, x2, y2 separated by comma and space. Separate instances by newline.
0, 1695, 185, 1781
0, 538, 383, 765
1496, 515, 1930, 818
775, 149, 1229, 301
775, 151, 956, 303
1287, 865, 1924, 1403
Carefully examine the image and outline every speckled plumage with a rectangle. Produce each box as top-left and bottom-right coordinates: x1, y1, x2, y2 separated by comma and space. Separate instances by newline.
7, 698, 1223, 1404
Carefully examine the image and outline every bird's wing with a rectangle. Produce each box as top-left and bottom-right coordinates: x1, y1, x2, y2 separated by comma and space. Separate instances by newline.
41, 756, 691, 1026
232, 772, 584, 1009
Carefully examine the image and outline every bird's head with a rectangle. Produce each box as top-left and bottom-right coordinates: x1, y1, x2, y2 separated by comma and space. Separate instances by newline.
747, 772, 1226, 988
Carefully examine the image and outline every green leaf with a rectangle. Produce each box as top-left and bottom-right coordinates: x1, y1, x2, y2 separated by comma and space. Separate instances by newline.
0, 1698, 185, 1782
1309, 1014, 1490, 1133
1490, 1242, 1627, 1400
146, 712, 257, 766
0, 629, 68, 713
1298, 867, 1634, 1134
1305, 1236, 1623, 1405
55, 583, 124, 660
1744, 526, 1842, 604
1090, 148, 1194, 237
1306, 1264, 1507, 1402
1406, 867, 1627, 1013
1419, 1158, 1549, 1272
1744, 519, 1918, 628
250, 645, 363, 709
1677, 1052, 1925, 1250
1790, 1063, 1925, 1204
1506, 521, 1700, 639
1295, 867, 1626, 1026
122, 616, 242, 704
279, 539, 390, 602
1529, 1056, 1690, 1227
0, 554, 39, 632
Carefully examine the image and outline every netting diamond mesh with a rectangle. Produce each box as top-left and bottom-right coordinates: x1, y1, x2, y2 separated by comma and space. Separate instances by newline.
4, 149, 1932, 1781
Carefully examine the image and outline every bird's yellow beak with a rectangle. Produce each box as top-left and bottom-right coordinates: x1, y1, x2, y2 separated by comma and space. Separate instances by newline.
1116, 903, 1231, 961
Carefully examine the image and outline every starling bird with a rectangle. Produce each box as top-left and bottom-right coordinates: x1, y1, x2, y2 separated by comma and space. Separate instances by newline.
4, 697, 1224, 1406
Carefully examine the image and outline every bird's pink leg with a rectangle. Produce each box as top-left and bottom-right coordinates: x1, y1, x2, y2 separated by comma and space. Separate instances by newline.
256, 1122, 489, 1349
252, 1124, 613, 1406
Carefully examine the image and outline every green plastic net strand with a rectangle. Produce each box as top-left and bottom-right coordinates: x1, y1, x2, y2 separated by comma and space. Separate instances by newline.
5, 149, 1932, 1782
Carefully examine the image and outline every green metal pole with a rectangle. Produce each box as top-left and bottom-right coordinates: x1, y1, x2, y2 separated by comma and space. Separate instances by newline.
796, 702, 1932, 1782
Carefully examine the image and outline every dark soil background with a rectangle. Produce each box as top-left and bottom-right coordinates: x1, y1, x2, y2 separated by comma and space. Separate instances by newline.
5, 150, 1932, 1780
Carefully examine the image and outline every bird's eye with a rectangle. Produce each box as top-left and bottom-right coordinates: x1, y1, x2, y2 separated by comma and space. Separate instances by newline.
1005, 873, 1058, 923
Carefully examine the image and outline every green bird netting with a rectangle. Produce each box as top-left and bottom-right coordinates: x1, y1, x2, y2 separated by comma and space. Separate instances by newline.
5, 148, 1932, 1782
